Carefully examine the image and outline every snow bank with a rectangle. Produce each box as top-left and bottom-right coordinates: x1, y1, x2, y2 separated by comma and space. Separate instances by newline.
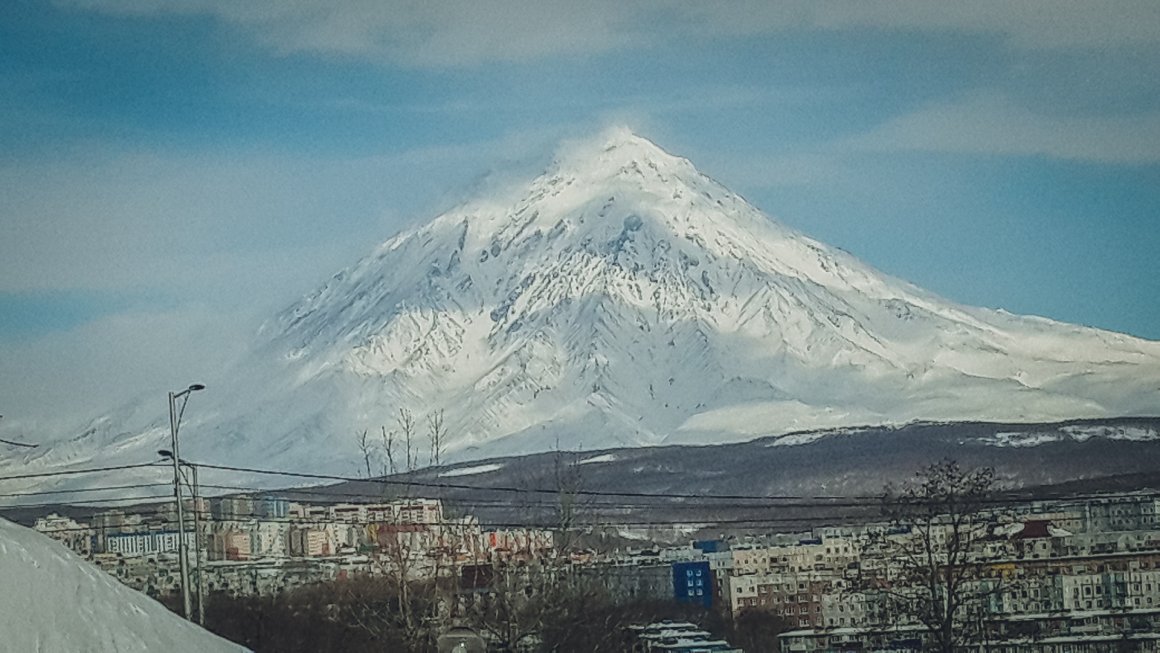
0, 517, 247, 653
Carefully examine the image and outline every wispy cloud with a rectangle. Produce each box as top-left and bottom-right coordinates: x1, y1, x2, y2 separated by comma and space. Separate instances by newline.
845, 93, 1160, 164
689, 1, 1160, 49
61, 0, 1160, 67
0, 302, 252, 434
0, 122, 582, 429
0, 132, 559, 296
60, 0, 646, 66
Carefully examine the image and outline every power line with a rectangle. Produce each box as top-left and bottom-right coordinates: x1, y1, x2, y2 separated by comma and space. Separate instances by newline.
194, 462, 871, 501
18, 484, 1160, 535
0, 476, 879, 514
194, 461, 1148, 505
0, 462, 159, 482
4, 494, 176, 511
4, 459, 1158, 513
0, 483, 170, 498
23, 510, 922, 535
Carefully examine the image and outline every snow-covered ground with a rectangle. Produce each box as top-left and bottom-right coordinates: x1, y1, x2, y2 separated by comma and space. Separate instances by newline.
438, 463, 505, 477
981, 425, 1160, 447
0, 518, 247, 652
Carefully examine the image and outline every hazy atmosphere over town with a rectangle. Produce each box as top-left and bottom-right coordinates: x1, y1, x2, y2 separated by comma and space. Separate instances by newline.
2, 2, 1160, 652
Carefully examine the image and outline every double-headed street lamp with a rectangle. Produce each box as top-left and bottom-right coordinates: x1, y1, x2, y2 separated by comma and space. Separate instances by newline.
168, 383, 204, 621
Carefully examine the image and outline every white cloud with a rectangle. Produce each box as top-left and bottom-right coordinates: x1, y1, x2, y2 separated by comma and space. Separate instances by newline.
60, 0, 1160, 67
0, 130, 564, 296
0, 303, 252, 434
699, 151, 855, 190
0, 126, 574, 426
61, 0, 645, 66
845, 93, 1160, 164
689, 1, 1160, 49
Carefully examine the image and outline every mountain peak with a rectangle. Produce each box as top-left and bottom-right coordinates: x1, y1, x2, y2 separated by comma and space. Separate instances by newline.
596, 125, 665, 153
549, 126, 690, 182
27, 130, 1160, 485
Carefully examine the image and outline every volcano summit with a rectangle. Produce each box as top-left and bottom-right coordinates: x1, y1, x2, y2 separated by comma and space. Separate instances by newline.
18, 129, 1160, 479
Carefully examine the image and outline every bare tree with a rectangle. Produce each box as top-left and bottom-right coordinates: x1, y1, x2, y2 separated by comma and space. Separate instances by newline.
427, 410, 446, 468
862, 460, 1009, 653
727, 608, 792, 653
370, 522, 428, 647
460, 444, 598, 648
467, 561, 553, 649
381, 425, 396, 476
551, 445, 588, 556
467, 558, 623, 651
396, 408, 417, 472
355, 429, 373, 478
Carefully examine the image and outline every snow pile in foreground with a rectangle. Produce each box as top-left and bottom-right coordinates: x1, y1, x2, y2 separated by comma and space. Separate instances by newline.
0, 517, 247, 653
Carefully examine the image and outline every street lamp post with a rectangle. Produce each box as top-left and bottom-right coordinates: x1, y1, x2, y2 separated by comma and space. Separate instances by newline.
160, 449, 204, 625
168, 383, 204, 621
191, 462, 204, 625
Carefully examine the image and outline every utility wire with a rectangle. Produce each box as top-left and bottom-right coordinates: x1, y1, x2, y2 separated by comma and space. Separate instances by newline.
194, 461, 1157, 506
3, 460, 1157, 510
0, 483, 170, 498
4, 494, 176, 511
0, 462, 158, 482
23, 511, 939, 535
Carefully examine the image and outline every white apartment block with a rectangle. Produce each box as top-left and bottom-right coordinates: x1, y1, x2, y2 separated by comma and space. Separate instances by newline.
106, 531, 196, 557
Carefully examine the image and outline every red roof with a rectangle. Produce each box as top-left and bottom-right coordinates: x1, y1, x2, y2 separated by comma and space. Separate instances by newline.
1013, 520, 1052, 539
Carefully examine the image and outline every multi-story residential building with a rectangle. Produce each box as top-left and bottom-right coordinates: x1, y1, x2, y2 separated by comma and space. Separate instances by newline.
33, 513, 93, 557
90, 509, 147, 552
105, 530, 196, 557
581, 562, 675, 604
1083, 496, 1160, 532
777, 511, 1160, 652
672, 560, 714, 609
725, 570, 830, 629
730, 535, 861, 577
155, 497, 208, 524
254, 496, 290, 519
209, 531, 252, 560
204, 518, 291, 560
214, 496, 255, 520
327, 498, 444, 525
250, 519, 291, 558
820, 591, 868, 630
289, 528, 331, 557
481, 528, 554, 559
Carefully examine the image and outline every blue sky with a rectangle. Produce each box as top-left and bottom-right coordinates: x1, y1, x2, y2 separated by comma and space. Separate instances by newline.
1, 0, 1158, 429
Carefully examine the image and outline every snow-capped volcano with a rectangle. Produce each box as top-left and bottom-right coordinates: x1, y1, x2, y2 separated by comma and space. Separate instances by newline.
12, 128, 1160, 480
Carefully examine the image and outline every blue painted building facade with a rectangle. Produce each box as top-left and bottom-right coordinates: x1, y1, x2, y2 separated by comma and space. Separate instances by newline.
672, 559, 714, 609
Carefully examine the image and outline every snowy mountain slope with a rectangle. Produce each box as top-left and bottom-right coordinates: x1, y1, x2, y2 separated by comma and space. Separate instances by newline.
7, 127, 1160, 487
249, 127, 1160, 456
0, 517, 247, 653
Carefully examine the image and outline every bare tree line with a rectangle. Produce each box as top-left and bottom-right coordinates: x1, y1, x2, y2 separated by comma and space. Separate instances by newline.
355, 408, 447, 478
